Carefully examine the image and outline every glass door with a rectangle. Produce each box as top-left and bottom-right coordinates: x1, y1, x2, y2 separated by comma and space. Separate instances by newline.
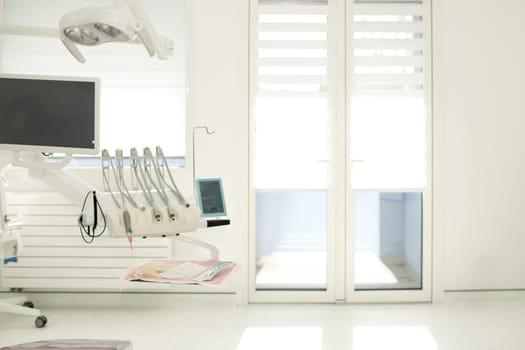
249, 0, 432, 303
249, 0, 336, 302
346, 0, 432, 302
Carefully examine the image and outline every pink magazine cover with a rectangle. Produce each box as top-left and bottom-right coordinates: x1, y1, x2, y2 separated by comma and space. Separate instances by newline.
119, 259, 239, 289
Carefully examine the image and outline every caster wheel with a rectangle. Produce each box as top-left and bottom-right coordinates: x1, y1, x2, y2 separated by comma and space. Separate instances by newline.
23, 301, 34, 308
35, 315, 47, 328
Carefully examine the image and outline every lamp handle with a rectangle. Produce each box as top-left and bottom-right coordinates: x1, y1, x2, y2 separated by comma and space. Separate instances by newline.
127, 0, 168, 59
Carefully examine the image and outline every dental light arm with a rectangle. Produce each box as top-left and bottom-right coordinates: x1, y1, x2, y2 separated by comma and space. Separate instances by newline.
127, 0, 170, 60
0, 25, 59, 39
59, 0, 173, 64
0, 0, 173, 64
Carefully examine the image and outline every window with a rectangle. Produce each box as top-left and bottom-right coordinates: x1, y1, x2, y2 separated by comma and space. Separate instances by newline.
254, 0, 329, 189
350, 0, 428, 292
351, 0, 426, 189
251, 0, 432, 301
253, 0, 330, 291
0, 0, 186, 158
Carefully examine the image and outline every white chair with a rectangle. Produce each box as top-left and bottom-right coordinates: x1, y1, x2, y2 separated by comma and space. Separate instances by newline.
0, 294, 47, 327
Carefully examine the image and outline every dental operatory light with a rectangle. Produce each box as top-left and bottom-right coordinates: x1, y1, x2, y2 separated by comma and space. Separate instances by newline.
59, 0, 173, 63
0, 0, 173, 64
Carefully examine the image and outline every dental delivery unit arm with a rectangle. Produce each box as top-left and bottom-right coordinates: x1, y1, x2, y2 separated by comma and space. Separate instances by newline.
1, 148, 225, 251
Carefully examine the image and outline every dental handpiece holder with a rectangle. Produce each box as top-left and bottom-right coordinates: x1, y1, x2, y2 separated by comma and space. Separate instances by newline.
99, 147, 205, 239
104, 204, 201, 238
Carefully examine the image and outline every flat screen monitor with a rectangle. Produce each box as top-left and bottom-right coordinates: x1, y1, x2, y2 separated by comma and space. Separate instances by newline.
0, 73, 100, 155
195, 178, 227, 218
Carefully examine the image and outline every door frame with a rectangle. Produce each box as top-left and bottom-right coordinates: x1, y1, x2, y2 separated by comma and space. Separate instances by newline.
247, 0, 434, 304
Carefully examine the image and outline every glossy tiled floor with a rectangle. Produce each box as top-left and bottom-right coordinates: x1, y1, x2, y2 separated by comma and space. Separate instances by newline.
1, 291, 524, 350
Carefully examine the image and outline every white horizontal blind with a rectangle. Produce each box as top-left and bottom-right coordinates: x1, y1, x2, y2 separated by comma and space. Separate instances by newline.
0, 0, 186, 156
352, 0, 424, 97
255, 0, 329, 189
2, 189, 171, 290
350, 0, 427, 189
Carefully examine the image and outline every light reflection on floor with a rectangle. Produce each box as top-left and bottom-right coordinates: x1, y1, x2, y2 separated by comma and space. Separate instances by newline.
353, 326, 439, 350
235, 325, 438, 350
236, 327, 323, 350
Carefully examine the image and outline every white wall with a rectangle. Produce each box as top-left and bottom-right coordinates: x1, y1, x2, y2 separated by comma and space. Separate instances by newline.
433, 0, 525, 290
186, 0, 250, 300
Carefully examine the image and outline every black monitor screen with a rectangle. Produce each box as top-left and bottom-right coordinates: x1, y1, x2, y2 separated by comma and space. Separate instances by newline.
0, 76, 97, 153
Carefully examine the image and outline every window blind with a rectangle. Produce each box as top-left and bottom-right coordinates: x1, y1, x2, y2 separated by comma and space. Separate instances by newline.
350, 0, 428, 189
352, 0, 425, 97
255, 1, 329, 189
